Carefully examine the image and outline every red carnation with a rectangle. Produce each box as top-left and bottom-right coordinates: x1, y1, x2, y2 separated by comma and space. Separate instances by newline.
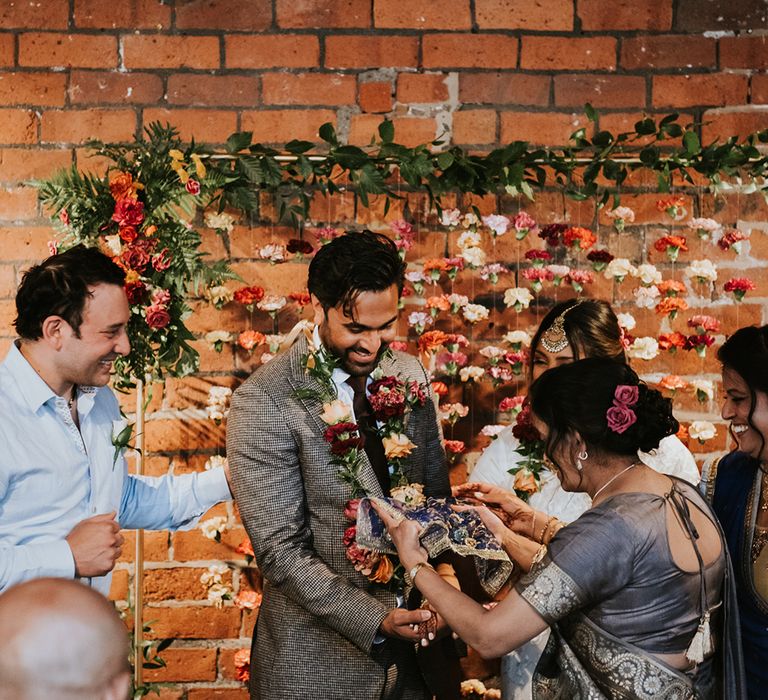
323, 422, 364, 456
125, 280, 146, 305
287, 238, 314, 255
234, 286, 265, 307
185, 178, 201, 195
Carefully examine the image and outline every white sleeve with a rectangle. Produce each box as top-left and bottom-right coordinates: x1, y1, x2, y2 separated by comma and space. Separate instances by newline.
639, 435, 700, 486
469, 426, 520, 491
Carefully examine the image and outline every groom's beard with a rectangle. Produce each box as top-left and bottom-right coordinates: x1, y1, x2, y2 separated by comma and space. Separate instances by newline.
318, 326, 389, 377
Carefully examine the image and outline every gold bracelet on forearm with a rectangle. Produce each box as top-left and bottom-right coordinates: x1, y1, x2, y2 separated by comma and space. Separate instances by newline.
541, 517, 564, 545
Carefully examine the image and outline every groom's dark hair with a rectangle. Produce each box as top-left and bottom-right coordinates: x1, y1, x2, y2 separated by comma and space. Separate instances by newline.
308, 230, 405, 315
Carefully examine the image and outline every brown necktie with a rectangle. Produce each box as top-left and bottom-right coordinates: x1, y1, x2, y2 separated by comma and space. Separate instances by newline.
346, 375, 390, 495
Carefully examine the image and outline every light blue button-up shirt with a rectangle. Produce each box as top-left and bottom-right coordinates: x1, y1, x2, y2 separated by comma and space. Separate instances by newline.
0, 342, 231, 595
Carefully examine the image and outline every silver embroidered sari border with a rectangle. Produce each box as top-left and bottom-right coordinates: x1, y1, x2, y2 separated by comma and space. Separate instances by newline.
516, 553, 585, 625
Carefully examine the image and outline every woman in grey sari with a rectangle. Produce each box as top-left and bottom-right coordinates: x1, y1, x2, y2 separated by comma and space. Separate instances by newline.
375, 359, 745, 699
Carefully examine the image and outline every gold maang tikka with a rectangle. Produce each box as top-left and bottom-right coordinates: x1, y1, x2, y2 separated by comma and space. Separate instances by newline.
540, 301, 586, 353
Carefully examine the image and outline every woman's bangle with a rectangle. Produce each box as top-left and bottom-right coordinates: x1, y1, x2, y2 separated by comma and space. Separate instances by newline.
530, 510, 537, 540
541, 517, 564, 545
408, 561, 435, 585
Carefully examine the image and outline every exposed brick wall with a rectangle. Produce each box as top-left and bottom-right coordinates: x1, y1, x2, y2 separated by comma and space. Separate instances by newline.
1, 1, 767, 695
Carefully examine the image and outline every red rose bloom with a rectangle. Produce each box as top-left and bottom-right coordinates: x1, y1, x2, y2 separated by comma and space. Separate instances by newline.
512, 404, 542, 444
342, 525, 357, 547
123, 245, 151, 272
185, 178, 201, 195
112, 198, 144, 227
125, 280, 146, 305
145, 303, 171, 329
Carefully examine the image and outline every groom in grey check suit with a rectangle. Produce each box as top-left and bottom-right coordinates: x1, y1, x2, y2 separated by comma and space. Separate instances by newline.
228, 231, 451, 699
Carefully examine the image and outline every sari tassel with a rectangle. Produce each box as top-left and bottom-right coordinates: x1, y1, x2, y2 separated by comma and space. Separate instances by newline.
685, 611, 713, 664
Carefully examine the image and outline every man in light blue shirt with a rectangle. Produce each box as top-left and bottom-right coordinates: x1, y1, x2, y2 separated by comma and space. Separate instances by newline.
0, 246, 232, 596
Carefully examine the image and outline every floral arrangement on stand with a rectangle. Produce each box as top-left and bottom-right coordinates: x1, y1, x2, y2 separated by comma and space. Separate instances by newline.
36, 123, 237, 390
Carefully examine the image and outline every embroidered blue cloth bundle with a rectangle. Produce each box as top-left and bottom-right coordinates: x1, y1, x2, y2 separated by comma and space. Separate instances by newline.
356, 496, 513, 597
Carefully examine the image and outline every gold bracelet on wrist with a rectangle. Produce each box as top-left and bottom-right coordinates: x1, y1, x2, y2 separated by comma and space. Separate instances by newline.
530, 510, 537, 540
541, 517, 563, 545
407, 561, 435, 585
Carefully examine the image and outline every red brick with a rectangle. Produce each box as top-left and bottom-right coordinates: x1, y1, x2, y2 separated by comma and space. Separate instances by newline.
675, 0, 765, 32
144, 647, 217, 682
701, 109, 768, 142
262, 72, 355, 106
500, 111, 588, 146
276, 0, 371, 28
108, 569, 129, 601
0, 109, 39, 144
143, 605, 241, 639
0, 300, 16, 331
41, 108, 135, 144
117, 530, 170, 563
459, 73, 549, 106
452, 110, 497, 145
141, 109, 238, 144
69, 71, 164, 105
241, 109, 336, 144
752, 75, 768, 105
620, 36, 716, 70
167, 74, 260, 107
0, 147, 71, 182
359, 81, 392, 113
0, 185, 37, 220
721, 35, 768, 70
374, 0, 471, 29
0, 72, 67, 107
0, 263, 17, 298
325, 35, 419, 69
122, 35, 220, 70
348, 114, 436, 147
0, 226, 54, 260
187, 690, 249, 700
171, 526, 247, 563
144, 567, 225, 603
176, 0, 271, 30
475, 0, 574, 30
144, 417, 224, 452
19, 33, 118, 69
73, 0, 171, 28
423, 34, 519, 69
0, 1, 68, 28
554, 74, 646, 108
652, 74, 748, 108
226, 34, 319, 69
397, 73, 449, 103
579, 0, 673, 30
0, 34, 13, 66
521, 36, 617, 71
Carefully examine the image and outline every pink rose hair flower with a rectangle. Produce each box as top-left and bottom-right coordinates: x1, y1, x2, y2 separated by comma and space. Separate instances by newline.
606, 384, 638, 434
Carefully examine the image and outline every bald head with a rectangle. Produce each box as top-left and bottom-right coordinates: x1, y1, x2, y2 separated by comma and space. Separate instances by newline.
0, 578, 130, 700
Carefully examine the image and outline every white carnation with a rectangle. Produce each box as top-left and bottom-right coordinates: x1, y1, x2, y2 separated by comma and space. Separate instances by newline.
627, 337, 659, 361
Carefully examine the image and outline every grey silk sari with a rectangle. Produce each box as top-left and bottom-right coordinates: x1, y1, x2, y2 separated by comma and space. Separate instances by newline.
516, 481, 745, 699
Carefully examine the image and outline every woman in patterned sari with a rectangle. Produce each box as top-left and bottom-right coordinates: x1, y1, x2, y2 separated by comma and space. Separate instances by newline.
703, 325, 768, 699
376, 359, 745, 699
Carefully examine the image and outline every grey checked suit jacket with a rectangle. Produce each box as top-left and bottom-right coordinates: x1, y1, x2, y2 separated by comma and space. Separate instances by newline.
227, 336, 451, 700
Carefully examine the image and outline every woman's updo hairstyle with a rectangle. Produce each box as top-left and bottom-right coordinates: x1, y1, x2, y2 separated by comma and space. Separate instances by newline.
529, 358, 678, 457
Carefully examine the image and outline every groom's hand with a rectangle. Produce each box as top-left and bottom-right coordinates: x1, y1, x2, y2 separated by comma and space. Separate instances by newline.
379, 608, 433, 643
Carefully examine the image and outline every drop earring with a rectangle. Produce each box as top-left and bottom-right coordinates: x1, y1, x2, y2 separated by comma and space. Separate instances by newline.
576, 449, 588, 471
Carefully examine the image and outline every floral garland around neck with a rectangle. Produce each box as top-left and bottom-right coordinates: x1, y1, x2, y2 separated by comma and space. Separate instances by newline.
508, 402, 547, 502
294, 337, 430, 588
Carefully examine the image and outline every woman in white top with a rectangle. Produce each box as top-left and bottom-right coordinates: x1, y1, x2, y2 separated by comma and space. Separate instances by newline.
467, 298, 700, 698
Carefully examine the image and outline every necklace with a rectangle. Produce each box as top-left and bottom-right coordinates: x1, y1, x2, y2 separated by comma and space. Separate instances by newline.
593, 461, 639, 501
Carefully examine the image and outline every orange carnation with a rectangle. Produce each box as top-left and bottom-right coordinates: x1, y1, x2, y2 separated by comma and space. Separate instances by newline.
655, 297, 689, 318
109, 171, 141, 201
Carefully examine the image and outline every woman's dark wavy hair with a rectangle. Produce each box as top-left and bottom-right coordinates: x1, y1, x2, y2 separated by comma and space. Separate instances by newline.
528, 298, 626, 380
717, 325, 768, 459
14, 245, 126, 340
307, 230, 405, 317
529, 358, 678, 464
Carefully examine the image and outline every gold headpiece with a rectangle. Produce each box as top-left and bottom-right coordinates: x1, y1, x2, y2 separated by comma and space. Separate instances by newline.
540, 301, 586, 353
